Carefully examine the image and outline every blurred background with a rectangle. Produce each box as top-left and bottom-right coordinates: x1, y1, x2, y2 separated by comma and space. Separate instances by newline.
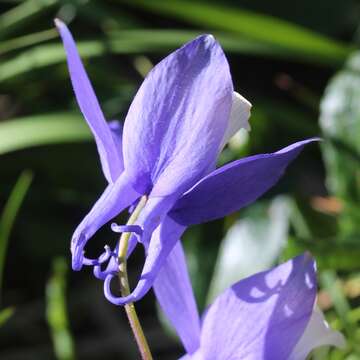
0, 0, 360, 359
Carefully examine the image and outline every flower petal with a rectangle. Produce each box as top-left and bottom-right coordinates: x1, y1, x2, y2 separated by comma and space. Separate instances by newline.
198, 254, 317, 360
153, 241, 201, 354
289, 306, 345, 360
104, 216, 185, 305
220, 91, 251, 149
108, 120, 124, 173
55, 19, 123, 183
71, 172, 140, 270
171, 138, 319, 226
179, 353, 201, 360
122, 34, 233, 196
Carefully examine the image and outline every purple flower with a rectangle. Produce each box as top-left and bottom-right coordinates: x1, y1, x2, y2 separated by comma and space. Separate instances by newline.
56, 19, 318, 305
154, 249, 345, 359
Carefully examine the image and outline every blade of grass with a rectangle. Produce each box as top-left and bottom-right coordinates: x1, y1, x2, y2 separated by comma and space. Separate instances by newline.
0, 171, 33, 296
46, 258, 75, 360
0, 28, 329, 82
0, 41, 104, 82
123, 0, 352, 65
0, 28, 58, 55
0, 113, 91, 155
0, 0, 57, 39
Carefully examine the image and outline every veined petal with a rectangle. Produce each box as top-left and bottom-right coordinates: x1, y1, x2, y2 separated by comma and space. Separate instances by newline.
123, 34, 233, 196
220, 91, 251, 149
104, 216, 185, 305
171, 138, 319, 226
154, 242, 201, 354
108, 120, 124, 173
289, 306, 345, 360
71, 172, 140, 270
198, 254, 317, 360
55, 19, 123, 183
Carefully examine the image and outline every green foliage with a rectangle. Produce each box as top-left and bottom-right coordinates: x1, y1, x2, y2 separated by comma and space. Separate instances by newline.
0, 0, 359, 358
0, 171, 33, 295
124, 0, 352, 65
0, 0, 57, 39
0, 113, 91, 154
46, 258, 75, 360
319, 52, 360, 234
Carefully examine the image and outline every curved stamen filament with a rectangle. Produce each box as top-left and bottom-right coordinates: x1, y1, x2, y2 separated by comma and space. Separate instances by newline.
117, 195, 153, 360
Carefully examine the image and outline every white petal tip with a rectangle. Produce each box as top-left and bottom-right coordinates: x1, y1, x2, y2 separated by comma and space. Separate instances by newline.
290, 306, 347, 359
54, 18, 64, 29
233, 91, 252, 110
231, 91, 252, 131
200, 34, 216, 46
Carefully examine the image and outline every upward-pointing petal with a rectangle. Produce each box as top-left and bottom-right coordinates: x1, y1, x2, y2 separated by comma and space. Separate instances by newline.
123, 34, 233, 196
55, 19, 123, 183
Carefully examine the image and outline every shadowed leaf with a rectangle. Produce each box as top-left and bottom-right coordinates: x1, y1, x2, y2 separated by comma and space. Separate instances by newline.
0, 113, 91, 155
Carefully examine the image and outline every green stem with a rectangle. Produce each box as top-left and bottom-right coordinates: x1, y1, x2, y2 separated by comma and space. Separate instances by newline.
117, 196, 153, 360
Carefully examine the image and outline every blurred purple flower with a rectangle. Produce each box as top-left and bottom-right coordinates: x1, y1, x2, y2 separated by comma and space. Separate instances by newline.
154, 250, 345, 359
56, 19, 318, 305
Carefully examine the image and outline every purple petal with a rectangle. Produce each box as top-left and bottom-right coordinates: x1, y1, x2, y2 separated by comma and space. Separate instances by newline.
71, 173, 140, 270
179, 353, 201, 360
104, 216, 185, 305
55, 19, 123, 183
134, 195, 179, 246
122, 34, 233, 196
108, 120, 124, 173
154, 242, 201, 354
171, 138, 319, 225
198, 254, 316, 359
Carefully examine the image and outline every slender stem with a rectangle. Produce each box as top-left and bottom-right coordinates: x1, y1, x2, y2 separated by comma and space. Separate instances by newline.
117, 196, 153, 360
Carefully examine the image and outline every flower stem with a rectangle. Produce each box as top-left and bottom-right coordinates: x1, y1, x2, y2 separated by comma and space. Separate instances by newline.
117, 196, 153, 360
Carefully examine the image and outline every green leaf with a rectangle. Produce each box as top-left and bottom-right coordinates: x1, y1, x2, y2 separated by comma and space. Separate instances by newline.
122, 0, 351, 65
0, 171, 33, 298
206, 197, 291, 304
0, 29, 302, 82
107, 29, 282, 56
0, 28, 58, 55
319, 51, 360, 233
46, 258, 75, 360
283, 237, 360, 271
0, 307, 15, 327
319, 52, 360, 199
0, 41, 104, 82
0, 0, 57, 39
0, 113, 91, 155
